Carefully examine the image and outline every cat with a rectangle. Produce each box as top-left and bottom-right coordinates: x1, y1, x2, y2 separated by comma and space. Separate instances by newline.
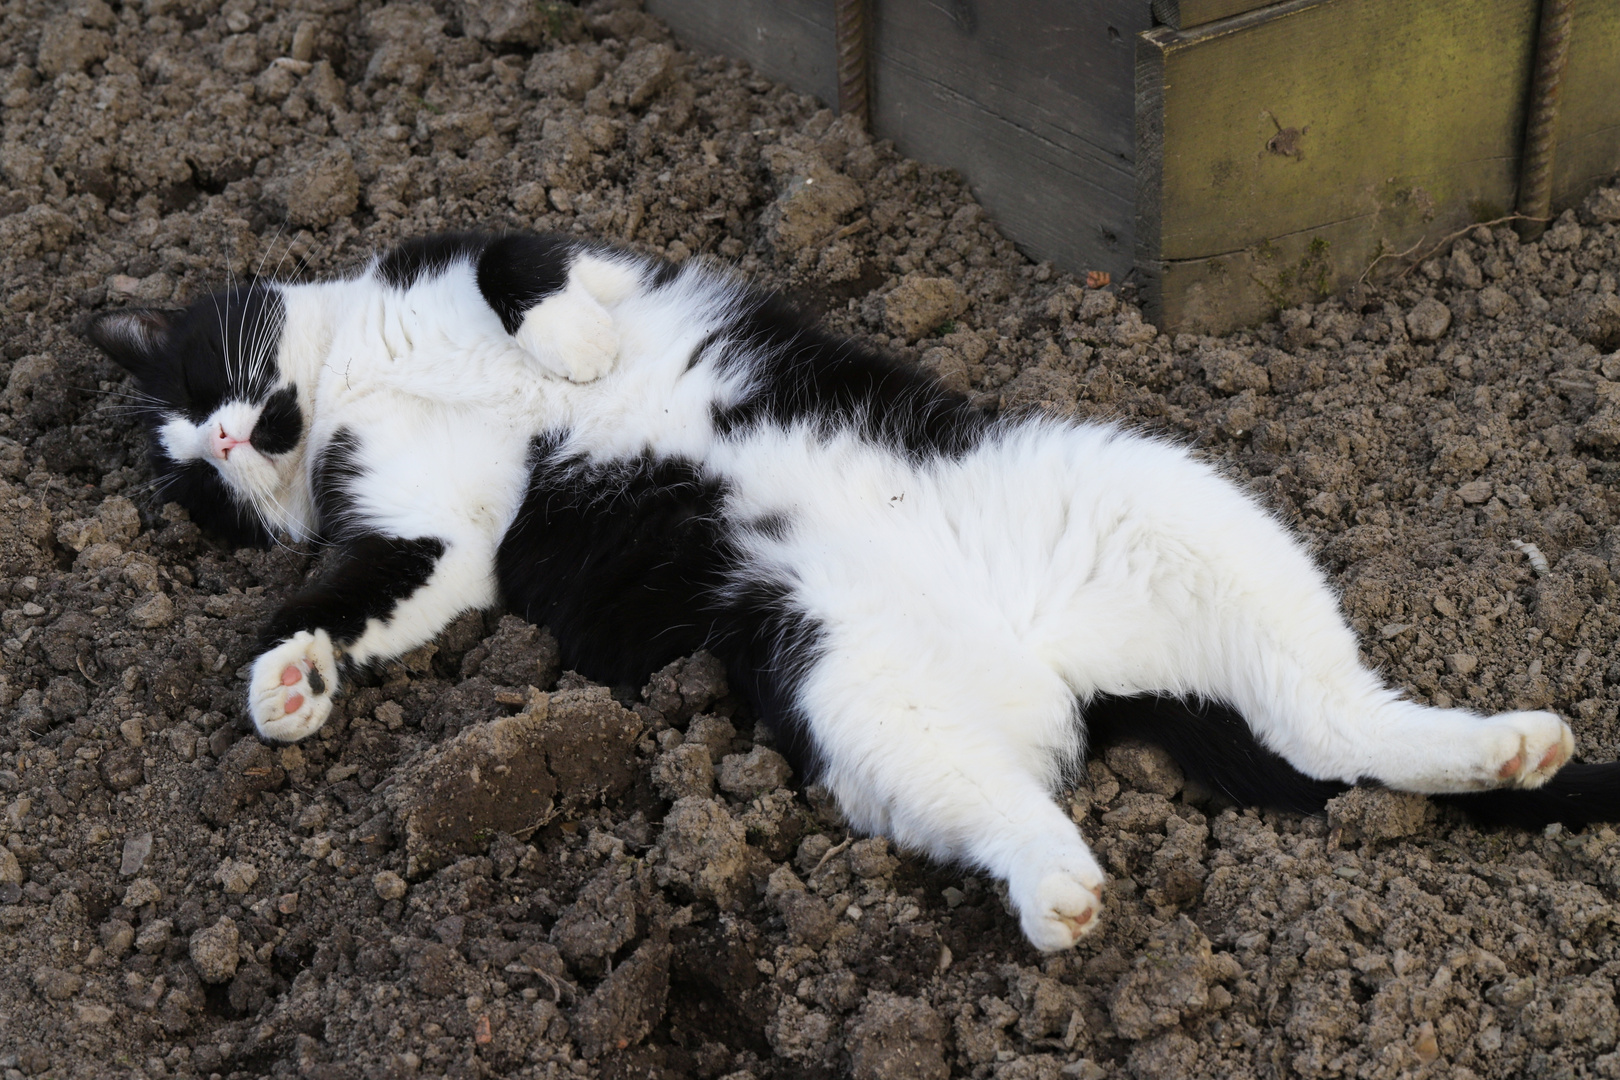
87, 231, 1620, 952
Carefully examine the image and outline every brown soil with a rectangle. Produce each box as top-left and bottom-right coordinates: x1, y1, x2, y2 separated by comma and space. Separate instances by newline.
3, 2, 1620, 1079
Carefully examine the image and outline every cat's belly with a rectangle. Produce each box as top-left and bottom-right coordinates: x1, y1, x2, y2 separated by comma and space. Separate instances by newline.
707, 419, 1245, 701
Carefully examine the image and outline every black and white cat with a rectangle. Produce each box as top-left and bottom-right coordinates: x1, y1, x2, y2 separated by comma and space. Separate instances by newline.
88, 232, 1619, 951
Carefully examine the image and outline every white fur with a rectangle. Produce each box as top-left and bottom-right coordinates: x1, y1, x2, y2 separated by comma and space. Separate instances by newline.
514, 284, 620, 382
249, 629, 337, 742
220, 250, 1572, 950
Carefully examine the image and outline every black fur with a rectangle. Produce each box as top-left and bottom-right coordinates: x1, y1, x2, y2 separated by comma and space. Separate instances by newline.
497, 441, 734, 682
1087, 693, 1620, 831
1083, 695, 1350, 814
647, 256, 683, 290
375, 232, 492, 291
495, 437, 827, 776
312, 428, 365, 536
250, 385, 301, 455
90, 287, 286, 422
262, 535, 445, 647
1440, 763, 1620, 828
85, 306, 176, 375
686, 329, 722, 372
475, 233, 576, 334
376, 231, 579, 335
718, 580, 826, 780
710, 290, 989, 458
86, 288, 289, 548
155, 458, 273, 549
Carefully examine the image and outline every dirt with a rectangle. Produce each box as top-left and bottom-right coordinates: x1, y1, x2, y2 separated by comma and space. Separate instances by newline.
2, 1, 1620, 1078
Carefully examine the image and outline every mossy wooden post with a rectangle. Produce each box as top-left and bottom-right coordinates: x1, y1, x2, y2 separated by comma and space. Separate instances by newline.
1137, 0, 1539, 334
1135, 0, 1620, 334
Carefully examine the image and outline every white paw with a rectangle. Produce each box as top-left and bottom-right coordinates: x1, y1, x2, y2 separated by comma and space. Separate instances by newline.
514, 285, 620, 383
570, 254, 643, 306
1011, 852, 1107, 952
1485, 710, 1574, 789
249, 630, 338, 742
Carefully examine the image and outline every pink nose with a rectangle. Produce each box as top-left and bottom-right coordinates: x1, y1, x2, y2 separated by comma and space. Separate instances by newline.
211, 425, 247, 461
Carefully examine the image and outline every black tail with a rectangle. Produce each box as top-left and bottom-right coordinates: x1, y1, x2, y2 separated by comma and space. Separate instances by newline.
1082, 695, 1348, 815
1083, 694, 1620, 829
1435, 763, 1620, 828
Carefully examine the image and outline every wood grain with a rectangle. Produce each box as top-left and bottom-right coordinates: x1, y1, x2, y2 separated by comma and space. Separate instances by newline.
869, 0, 1148, 282
1153, 0, 1283, 30
644, 0, 836, 105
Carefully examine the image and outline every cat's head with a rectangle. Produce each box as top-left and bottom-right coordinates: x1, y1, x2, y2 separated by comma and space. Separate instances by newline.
87, 286, 308, 546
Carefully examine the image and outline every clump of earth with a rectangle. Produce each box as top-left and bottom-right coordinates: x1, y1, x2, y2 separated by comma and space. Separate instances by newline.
3, 1, 1620, 1078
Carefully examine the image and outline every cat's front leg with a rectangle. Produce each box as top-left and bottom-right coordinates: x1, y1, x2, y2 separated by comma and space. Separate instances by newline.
476, 236, 645, 383
249, 534, 492, 741
513, 280, 621, 383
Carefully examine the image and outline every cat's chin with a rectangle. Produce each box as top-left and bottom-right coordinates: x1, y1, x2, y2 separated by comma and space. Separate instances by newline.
218, 455, 307, 536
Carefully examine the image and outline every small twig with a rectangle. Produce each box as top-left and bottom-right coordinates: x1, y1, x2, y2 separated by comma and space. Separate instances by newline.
833, 216, 870, 241
812, 835, 853, 874
1356, 236, 1427, 288
1356, 213, 1544, 288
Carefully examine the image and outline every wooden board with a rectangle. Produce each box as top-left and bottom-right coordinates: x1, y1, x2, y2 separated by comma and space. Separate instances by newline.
1552, 0, 1620, 212
649, 0, 1150, 283
867, 1, 1148, 282
1136, 0, 1542, 333
644, 0, 836, 105
1151, 0, 1279, 30
651, 0, 1620, 334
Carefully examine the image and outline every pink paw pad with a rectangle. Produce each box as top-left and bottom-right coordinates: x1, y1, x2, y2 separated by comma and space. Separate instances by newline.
281, 665, 302, 686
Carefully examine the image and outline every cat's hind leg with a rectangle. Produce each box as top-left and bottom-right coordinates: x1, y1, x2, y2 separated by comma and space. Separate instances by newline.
789, 638, 1107, 951
1103, 468, 1576, 795
1209, 573, 1573, 794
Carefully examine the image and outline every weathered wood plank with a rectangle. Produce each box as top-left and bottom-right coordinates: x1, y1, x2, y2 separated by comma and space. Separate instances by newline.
644, 0, 835, 105
1137, 0, 1543, 332
1551, 0, 1620, 210
650, 0, 1149, 283
869, 0, 1148, 281
1152, 0, 1281, 30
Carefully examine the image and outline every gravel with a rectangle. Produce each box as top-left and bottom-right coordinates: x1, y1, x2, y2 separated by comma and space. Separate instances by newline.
2, 0, 1620, 1077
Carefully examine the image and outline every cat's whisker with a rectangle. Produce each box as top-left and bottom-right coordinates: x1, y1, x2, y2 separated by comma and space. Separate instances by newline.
123, 474, 172, 501
254, 490, 306, 548
256, 221, 291, 285
79, 384, 166, 406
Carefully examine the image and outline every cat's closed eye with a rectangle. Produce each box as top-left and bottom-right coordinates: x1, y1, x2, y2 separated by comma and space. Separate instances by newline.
90, 284, 313, 545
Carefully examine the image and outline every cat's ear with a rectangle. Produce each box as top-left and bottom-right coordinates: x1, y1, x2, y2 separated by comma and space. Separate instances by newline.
86, 308, 179, 376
